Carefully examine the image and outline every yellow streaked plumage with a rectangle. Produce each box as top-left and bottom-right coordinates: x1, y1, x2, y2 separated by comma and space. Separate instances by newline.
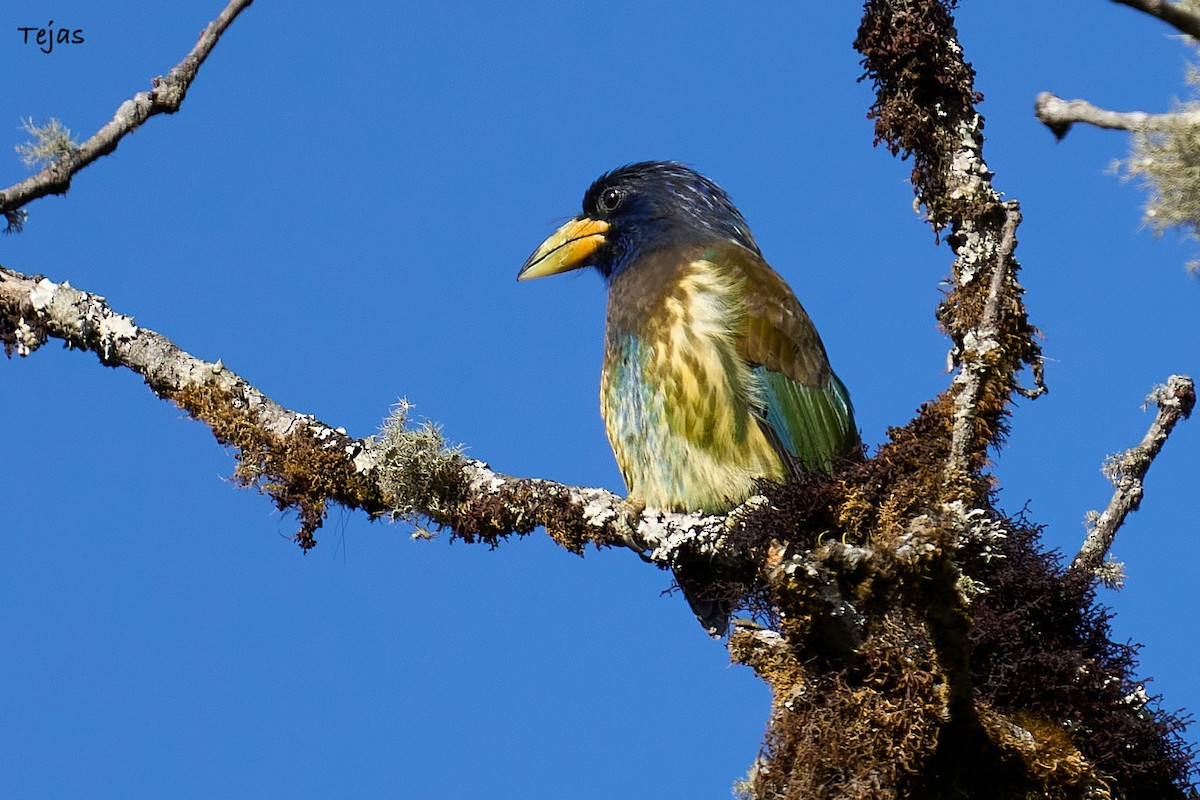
602, 256, 786, 512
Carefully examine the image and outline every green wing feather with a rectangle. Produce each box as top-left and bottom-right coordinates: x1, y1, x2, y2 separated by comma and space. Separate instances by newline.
756, 367, 857, 474
706, 243, 861, 474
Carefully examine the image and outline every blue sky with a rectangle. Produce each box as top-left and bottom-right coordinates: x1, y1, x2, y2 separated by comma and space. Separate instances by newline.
3, 1, 1198, 797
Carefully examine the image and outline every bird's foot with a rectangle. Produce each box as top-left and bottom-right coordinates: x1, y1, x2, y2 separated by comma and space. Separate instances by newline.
618, 493, 651, 560
622, 492, 647, 518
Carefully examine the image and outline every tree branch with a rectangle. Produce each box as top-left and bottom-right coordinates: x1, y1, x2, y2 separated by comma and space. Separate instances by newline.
1035, 92, 1200, 139
947, 201, 1031, 485
1112, 0, 1200, 39
857, 1, 1044, 501
0, 264, 730, 563
0, 0, 254, 232
0, 260, 889, 656
1039, 2, 1200, 138
1071, 375, 1196, 575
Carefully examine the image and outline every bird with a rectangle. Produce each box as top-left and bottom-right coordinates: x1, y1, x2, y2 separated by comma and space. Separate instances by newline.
518, 161, 860, 634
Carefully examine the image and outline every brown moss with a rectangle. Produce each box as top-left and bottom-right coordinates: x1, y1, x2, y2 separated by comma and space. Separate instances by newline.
857, 0, 1042, 489
739, 503, 1199, 798
436, 479, 617, 555
936, 248, 1042, 478
732, 395, 954, 563
716, 398, 961, 658
169, 382, 618, 556
981, 709, 1114, 800
750, 612, 945, 800
854, 0, 983, 230
728, 624, 806, 695
970, 517, 1196, 797
724, 383, 1194, 797
170, 380, 382, 549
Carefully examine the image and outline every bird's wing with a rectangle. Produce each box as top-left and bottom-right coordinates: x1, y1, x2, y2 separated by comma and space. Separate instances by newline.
709, 243, 860, 474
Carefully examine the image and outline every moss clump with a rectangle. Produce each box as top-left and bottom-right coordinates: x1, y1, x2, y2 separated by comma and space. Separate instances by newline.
854, 0, 983, 230
971, 518, 1196, 797
171, 380, 381, 548
749, 612, 945, 800
438, 476, 611, 555
375, 400, 467, 523
720, 389, 1194, 797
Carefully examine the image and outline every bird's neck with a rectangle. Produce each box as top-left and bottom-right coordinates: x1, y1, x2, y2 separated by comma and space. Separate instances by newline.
605, 249, 744, 350
606, 246, 698, 333
602, 226, 755, 285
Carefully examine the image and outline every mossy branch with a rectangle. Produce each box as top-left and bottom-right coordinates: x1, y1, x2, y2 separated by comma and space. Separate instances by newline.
715, 3, 1189, 797
856, 0, 1044, 500
0, 264, 729, 561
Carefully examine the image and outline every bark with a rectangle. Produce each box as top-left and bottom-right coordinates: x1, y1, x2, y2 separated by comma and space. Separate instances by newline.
1036, 92, 1200, 139
1113, 0, 1200, 38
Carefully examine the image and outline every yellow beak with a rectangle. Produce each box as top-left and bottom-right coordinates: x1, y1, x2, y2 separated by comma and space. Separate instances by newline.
517, 216, 610, 280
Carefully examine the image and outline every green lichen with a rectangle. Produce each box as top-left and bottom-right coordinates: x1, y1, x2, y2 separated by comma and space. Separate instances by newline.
15, 118, 77, 170
374, 399, 466, 522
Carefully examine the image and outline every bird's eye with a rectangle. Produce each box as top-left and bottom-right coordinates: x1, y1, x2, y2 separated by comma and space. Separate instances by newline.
598, 187, 624, 213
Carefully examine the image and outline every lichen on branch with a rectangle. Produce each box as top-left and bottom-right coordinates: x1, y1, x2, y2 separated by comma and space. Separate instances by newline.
0, 264, 717, 564
857, 0, 1041, 496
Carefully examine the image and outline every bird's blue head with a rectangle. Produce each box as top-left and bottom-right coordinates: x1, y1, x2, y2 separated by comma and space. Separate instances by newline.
518, 161, 761, 285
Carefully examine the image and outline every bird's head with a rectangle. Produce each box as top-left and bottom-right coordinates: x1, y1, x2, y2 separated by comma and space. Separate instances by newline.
518, 161, 761, 284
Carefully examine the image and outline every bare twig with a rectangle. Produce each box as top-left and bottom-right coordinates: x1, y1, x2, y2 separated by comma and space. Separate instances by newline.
0, 0, 254, 231
1112, 0, 1200, 39
1071, 375, 1196, 575
1035, 92, 1200, 140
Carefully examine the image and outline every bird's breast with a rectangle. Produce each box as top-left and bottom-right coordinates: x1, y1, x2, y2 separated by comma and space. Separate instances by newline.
600, 257, 787, 513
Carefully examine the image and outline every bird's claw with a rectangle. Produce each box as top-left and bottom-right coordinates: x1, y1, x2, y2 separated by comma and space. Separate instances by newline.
619, 493, 652, 559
